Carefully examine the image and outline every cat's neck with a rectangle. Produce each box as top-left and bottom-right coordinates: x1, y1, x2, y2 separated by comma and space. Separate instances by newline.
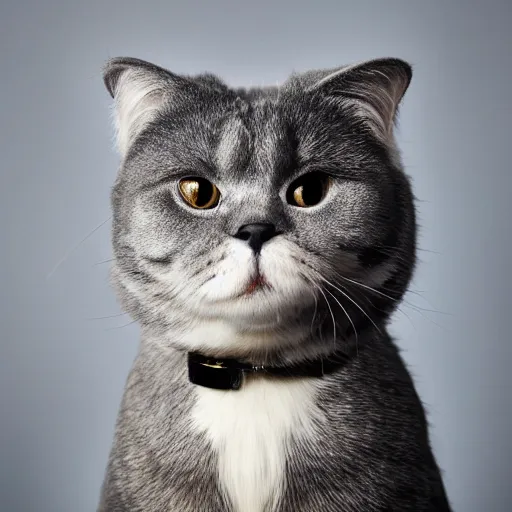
139, 319, 382, 369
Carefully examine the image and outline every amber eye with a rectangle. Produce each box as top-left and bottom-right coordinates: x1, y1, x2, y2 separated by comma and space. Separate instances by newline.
178, 178, 220, 209
286, 172, 331, 208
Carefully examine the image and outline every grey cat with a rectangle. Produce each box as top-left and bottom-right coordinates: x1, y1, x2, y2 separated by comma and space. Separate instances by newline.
98, 56, 452, 512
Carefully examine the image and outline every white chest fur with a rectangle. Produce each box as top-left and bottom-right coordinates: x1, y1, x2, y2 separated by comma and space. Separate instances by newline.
191, 376, 320, 512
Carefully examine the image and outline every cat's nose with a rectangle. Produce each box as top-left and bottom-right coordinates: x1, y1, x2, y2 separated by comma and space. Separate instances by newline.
234, 223, 277, 254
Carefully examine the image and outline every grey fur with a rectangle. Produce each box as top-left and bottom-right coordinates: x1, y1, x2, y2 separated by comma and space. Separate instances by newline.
98, 56, 451, 511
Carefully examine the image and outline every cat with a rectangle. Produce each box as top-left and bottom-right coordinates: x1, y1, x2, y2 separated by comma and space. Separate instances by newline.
97, 56, 452, 512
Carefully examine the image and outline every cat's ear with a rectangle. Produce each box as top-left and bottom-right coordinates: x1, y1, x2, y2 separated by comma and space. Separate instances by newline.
306, 58, 412, 143
103, 57, 185, 156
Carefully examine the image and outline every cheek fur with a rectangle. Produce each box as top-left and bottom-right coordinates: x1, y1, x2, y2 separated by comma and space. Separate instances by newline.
259, 239, 314, 299
291, 180, 383, 252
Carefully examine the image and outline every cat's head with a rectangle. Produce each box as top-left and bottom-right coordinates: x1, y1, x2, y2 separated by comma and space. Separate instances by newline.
103, 57, 416, 361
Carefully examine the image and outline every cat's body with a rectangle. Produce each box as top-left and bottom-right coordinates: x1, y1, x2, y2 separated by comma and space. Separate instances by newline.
98, 57, 451, 511
99, 333, 449, 512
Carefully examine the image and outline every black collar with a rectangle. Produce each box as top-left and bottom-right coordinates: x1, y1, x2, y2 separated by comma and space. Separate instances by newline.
188, 350, 356, 390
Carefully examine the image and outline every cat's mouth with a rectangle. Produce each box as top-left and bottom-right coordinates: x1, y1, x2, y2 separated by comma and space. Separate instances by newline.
240, 273, 271, 298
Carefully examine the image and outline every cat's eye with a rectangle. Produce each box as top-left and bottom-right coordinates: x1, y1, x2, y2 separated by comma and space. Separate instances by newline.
286, 172, 331, 208
178, 177, 220, 209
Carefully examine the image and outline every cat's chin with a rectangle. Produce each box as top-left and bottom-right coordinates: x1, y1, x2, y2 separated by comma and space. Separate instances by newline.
195, 284, 312, 325
211, 282, 274, 304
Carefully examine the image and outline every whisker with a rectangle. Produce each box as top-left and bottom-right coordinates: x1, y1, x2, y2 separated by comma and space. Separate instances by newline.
324, 287, 359, 354
86, 312, 127, 321
322, 276, 381, 336
104, 320, 137, 331
375, 281, 439, 310
396, 288, 441, 313
338, 274, 450, 316
299, 253, 421, 331
304, 243, 445, 313
365, 243, 441, 256
401, 306, 447, 331
310, 280, 336, 350
340, 274, 447, 330
46, 215, 112, 279
417, 248, 442, 255
327, 269, 417, 329
306, 282, 319, 336
93, 258, 114, 267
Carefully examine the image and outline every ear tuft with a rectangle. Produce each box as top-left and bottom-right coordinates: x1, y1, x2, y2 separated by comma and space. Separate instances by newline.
102, 57, 178, 156
308, 58, 412, 143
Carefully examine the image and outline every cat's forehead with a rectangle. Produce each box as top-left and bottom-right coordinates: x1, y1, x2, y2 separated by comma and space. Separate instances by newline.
210, 95, 354, 180
214, 99, 296, 182
213, 110, 252, 177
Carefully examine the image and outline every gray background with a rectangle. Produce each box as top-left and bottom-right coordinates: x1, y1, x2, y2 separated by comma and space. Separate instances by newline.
1, 1, 511, 511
